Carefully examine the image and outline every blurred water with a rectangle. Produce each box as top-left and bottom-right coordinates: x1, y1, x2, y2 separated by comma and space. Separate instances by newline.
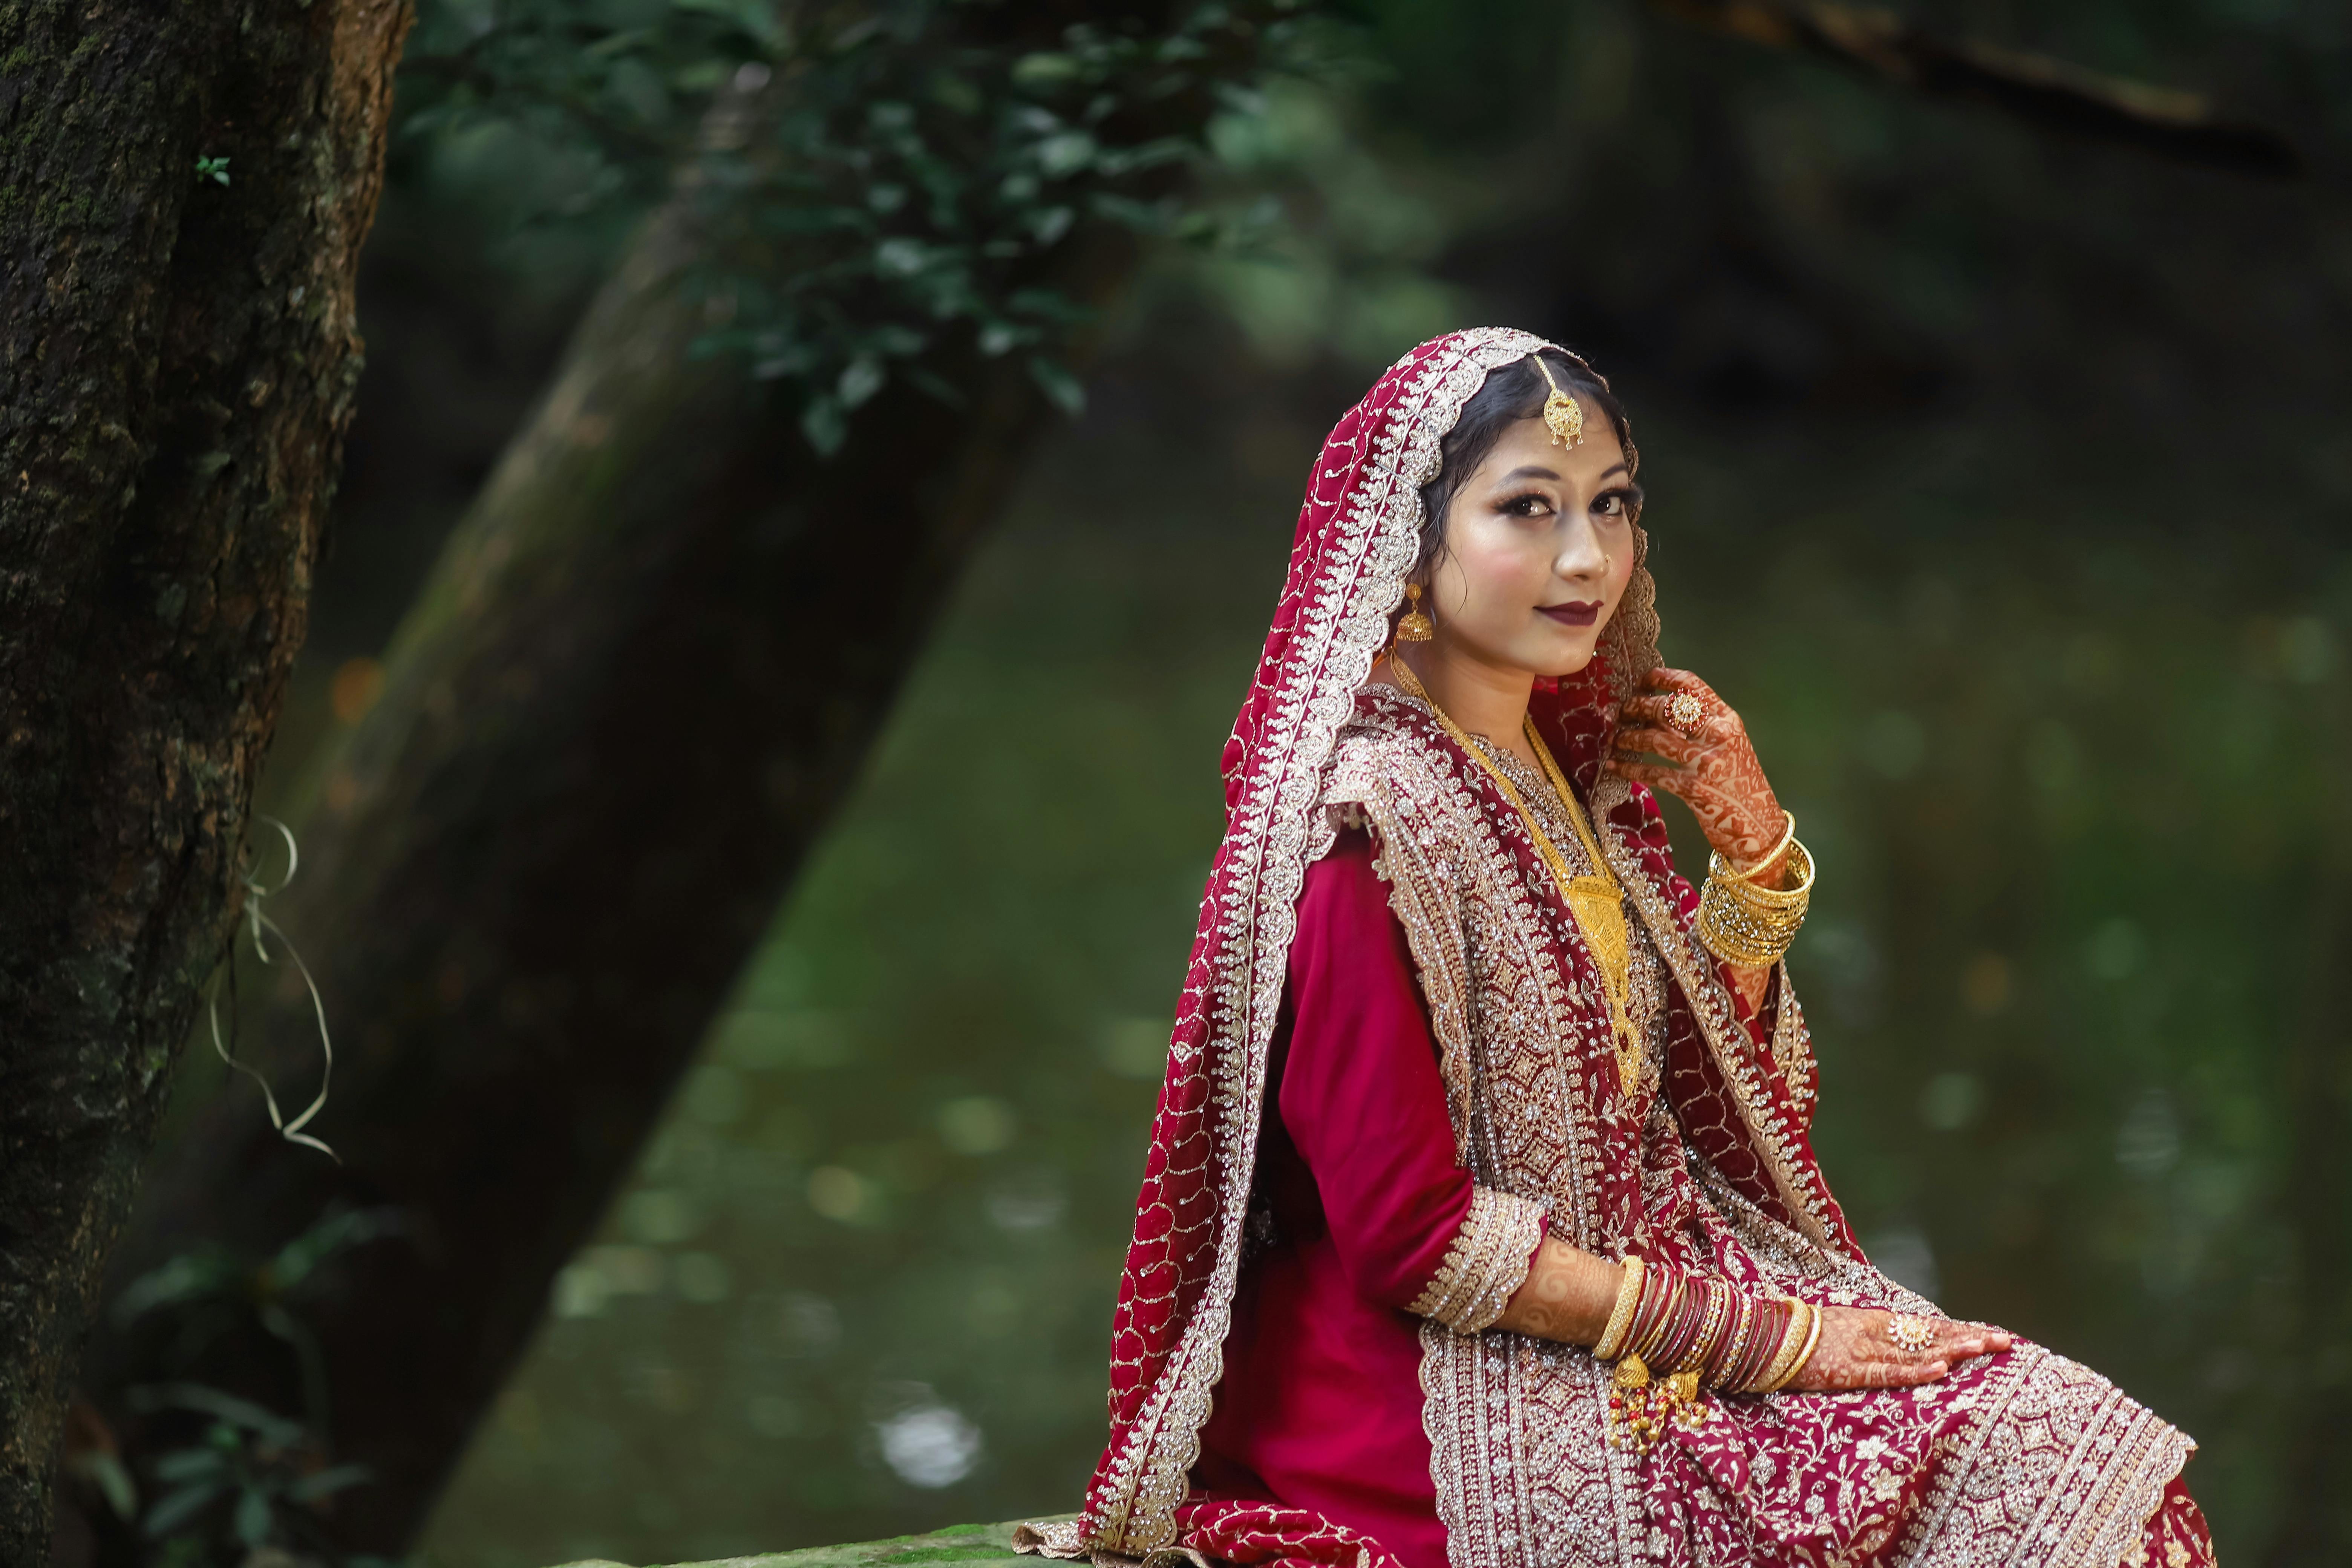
418, 339, 2350, 1566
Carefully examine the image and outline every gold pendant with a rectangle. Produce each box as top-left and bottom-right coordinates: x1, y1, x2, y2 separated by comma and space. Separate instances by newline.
1565, 877, 1640, 1095
1606, 1353, 1709, 1453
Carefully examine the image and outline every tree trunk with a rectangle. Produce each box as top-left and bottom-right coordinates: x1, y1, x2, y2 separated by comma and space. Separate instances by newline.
85, 75, 1160, 1557
0, 0, 412, 1559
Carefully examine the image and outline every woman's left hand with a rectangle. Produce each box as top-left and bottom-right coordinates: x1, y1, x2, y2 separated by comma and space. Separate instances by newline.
1613, 668, 1787, 877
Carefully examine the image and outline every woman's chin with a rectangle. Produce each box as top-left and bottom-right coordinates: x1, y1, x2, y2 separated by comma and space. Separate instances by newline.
1529, 642, 1599, 679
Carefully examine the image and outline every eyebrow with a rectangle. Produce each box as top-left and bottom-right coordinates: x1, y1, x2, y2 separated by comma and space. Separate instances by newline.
1492, 462, 1631, 485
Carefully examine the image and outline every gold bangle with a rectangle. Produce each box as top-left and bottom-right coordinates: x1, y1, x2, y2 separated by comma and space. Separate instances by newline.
1696, 889, 1806, 966
1592, 1257, 1645, 1361
1759, 1299, 1823, 1393
1709, 839, 1815, 903
1726, 811, 1795, 884
1750, 1298, 1808, 1392
1697, 840, 1813, 966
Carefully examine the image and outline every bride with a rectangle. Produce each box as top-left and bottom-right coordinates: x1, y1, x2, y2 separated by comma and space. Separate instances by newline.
1019, 328, 2210, 1568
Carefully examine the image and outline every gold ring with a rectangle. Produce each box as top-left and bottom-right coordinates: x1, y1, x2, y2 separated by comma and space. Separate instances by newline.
1668, 692, 1705, 737
1886, 1313, 1937, 1355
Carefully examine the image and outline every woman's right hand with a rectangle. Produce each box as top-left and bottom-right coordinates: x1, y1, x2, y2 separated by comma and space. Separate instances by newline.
1785, 1308, 2013, 1391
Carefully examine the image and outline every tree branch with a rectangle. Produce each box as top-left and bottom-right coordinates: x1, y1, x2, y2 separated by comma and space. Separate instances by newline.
1652, 0, 2304, 178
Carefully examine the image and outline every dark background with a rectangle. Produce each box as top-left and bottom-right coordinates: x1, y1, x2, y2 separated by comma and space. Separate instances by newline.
184, 0, 2352, 1561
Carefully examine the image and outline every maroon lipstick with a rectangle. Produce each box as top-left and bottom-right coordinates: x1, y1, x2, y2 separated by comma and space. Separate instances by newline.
1538, 601, 1601, 628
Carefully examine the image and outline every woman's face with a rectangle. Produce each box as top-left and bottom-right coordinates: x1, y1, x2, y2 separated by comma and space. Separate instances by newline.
1424, 403, 1639, 679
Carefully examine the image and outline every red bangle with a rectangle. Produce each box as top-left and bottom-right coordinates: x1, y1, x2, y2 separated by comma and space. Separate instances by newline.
1725, 1295, 1784, 1392
1657, 1276, 1711, 1373
1705, 1290, 1755, 1387
1627, 1263, 1680, 1363
1680, 1280, 1732, 1376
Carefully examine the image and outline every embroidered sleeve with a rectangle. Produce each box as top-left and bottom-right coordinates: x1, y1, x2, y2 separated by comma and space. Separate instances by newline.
1407, 1184, 1547, 1334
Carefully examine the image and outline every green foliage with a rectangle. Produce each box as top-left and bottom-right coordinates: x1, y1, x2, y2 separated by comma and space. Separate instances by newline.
115, 1206, 404, 1436
398, 0, 1344, 451
130, 1383, 372, 1566
106, 1210, 403, 1565
193, 155, 230, 186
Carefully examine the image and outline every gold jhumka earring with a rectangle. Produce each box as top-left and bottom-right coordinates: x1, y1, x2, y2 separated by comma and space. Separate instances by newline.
1533, 355, 1585, 450
1395, 582, 1434, 643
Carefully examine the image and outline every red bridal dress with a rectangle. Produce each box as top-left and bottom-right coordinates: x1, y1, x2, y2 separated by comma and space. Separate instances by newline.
1018, 329, 2212, 1568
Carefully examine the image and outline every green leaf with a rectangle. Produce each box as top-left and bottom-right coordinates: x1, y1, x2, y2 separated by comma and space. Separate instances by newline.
234, 1485, 274, 1547
801, 395, 847, 454
82, 1452, 138, 1521
1010, 53, 1081, 89
287, 1462, 372, 1502
671, 0, 784, 50
1033, 131, 1096, 178
838, 355, 887, 409
1027, 356, 1086, 416
269, 1206, 403, 1291
112, 1250, 243, 1325
129, 1382, 308, 1446
144, 1481, 222, 1539
152, 1448, 227, 1484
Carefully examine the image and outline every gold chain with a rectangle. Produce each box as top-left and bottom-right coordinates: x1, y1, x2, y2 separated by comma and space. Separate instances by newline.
1387, 659, 1643, 1095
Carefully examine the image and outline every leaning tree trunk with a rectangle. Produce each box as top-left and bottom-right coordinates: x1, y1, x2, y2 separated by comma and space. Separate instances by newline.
0, 0, 411, 1559
84, 57, 1187, 1557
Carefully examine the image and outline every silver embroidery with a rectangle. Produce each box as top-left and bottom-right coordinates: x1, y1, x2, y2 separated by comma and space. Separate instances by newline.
1321, 701, 2193, 1568
1410, 1185, 1548, 1334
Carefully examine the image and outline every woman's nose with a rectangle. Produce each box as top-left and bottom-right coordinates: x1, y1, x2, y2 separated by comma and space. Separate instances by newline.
1554, 515, 1607, 580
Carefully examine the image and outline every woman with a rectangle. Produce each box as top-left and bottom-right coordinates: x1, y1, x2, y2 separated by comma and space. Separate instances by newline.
1018, 329, 2210, 1568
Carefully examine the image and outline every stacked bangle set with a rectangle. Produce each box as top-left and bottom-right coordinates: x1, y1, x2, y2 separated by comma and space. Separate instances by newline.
1694, 812, 1815, 968
1591, 1257, 1822, 1454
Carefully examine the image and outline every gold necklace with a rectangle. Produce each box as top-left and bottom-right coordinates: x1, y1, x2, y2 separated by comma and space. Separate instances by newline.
1387, 659, 1644, 1096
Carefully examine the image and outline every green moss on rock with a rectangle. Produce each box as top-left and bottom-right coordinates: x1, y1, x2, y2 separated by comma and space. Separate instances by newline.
547, 1516, 1064, 1568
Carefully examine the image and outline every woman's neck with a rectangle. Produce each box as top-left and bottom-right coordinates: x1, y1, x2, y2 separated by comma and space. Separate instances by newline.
1391, 642, 1540, 769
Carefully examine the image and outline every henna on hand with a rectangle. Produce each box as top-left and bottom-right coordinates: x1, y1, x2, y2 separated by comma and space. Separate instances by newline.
1615, 668, 1790, 1007
1493, 1238, 1626, 1346
1613, 668, 1787, 880
1787, 1307, 2014, 1392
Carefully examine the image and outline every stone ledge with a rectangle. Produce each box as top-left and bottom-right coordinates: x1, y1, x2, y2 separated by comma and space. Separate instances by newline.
548, 1514, 1067, 1568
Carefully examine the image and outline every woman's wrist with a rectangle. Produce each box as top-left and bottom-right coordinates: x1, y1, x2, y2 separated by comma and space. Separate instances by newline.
1722, 808, 1794, 886
1495, 1240, 1627, 1346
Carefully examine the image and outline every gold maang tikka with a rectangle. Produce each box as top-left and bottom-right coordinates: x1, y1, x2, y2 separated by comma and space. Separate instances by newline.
1533, 355, 1585, 450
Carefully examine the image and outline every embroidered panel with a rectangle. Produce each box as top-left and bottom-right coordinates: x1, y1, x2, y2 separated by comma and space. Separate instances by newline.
1322, 700, 2193, 1568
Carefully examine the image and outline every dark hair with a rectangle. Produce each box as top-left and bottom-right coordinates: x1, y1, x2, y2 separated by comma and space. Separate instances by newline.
1413, 349, 1638, 576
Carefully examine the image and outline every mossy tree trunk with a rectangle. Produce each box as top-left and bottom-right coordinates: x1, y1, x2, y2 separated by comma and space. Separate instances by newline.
84, 59, 1173, 1556
0, 0, 412, 1559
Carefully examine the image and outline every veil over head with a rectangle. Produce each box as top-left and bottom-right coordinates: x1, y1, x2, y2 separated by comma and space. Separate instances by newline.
1079, 329, 1844, 1554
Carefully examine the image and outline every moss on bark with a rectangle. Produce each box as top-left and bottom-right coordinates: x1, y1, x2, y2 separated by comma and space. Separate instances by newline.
0, 0, 411, 1557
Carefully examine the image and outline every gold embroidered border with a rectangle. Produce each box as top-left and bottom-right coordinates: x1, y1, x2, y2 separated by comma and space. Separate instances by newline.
1768, 959, 1819, 1125
1409, 1185, 1548, 1333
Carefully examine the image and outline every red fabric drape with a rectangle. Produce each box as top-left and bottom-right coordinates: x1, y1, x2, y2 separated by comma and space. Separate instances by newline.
1196, 831, 1527, 1568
